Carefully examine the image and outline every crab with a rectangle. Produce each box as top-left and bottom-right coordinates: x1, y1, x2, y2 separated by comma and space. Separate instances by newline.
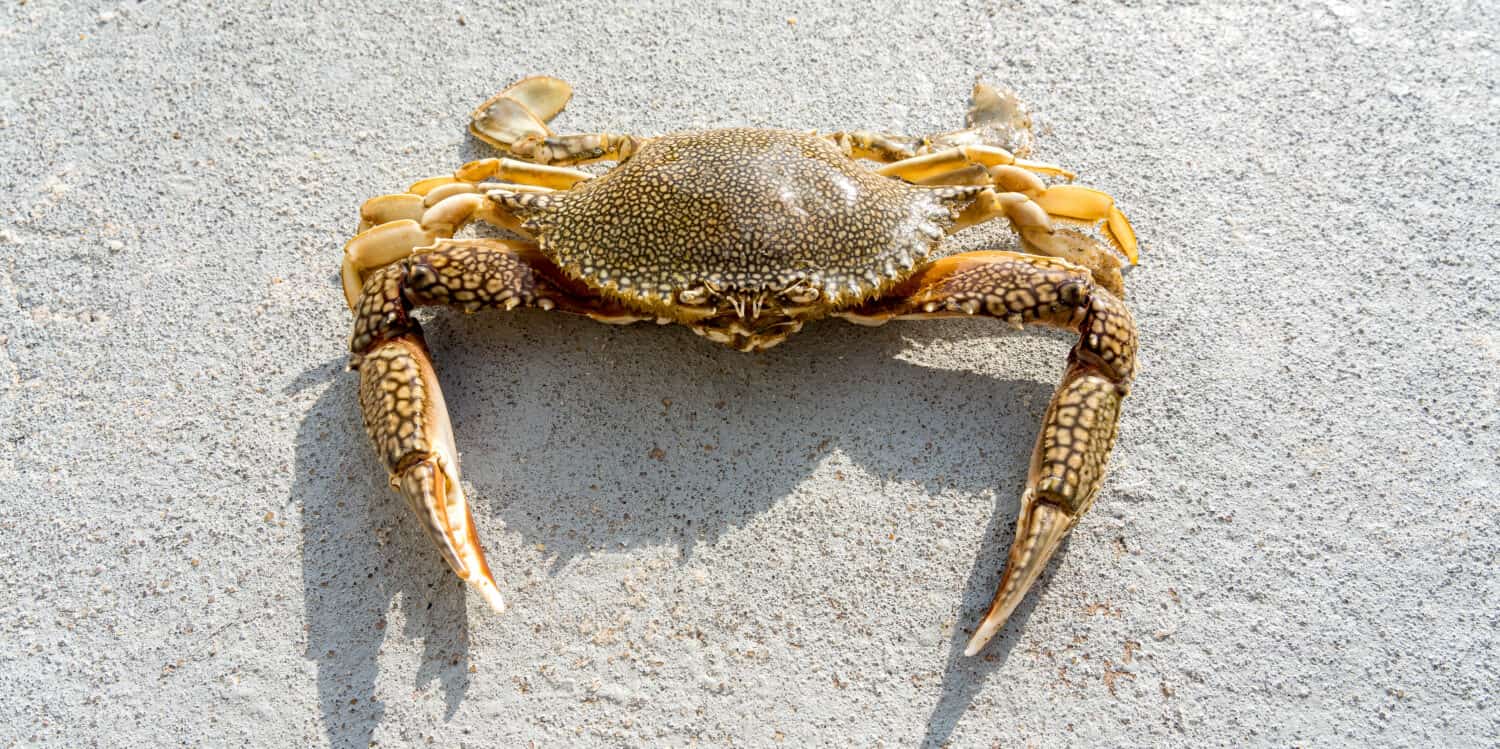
341, 76, 1138, 655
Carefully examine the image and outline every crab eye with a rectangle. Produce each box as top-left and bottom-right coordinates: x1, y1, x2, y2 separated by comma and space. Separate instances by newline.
677, 287, 711, 305
1058, 280, 1089, 305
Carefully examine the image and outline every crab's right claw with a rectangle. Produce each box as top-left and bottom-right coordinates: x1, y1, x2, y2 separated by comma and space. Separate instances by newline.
358, 333, 505, 613
469, 76, 573, 152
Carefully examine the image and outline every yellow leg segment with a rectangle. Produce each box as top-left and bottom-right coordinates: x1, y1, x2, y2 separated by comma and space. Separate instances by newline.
878, 145, 1075, 182
1029, 185, 1138, 264
953, 190, 1127, 298
879, 136, 1139, 271
454, 158, 593, 189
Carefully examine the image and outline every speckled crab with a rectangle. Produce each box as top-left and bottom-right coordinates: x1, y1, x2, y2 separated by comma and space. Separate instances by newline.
341, 77, 1138, 655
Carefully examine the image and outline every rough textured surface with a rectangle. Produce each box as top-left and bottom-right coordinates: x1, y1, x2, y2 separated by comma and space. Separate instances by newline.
1, 2, 1496, 747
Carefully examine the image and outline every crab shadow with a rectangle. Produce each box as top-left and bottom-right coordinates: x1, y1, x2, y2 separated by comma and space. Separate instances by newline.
293, 307, 1068, 747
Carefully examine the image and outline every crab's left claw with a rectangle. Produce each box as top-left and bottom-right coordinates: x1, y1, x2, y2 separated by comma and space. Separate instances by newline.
964, 365, 1126, 655
348, 237, 608, 614
964, 285, 1134, 655
964, 494, 1074, 656
845, 251, 1136, 656
349, 249, 550, 615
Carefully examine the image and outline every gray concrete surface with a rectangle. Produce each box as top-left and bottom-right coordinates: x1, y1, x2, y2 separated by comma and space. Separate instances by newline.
2, 1, 1496, 746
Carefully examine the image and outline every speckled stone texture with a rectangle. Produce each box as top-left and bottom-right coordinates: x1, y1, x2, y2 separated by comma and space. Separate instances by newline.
1, 2, 1495, 747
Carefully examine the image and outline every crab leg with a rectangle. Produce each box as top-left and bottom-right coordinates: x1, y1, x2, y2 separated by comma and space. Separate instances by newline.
1015, 183, 1137, 266
948, 163, 1138, 270
878, 145, 1075, 182
342, 156, 588, 308
827, 80, 1037, 163
502, 133, 647, 166
343, 198, 510, 308
469, 75, 573, 151
358, 333, 504, 612
469, 75, 647, 166
349, 238, 620, 613
923, 80, 1039, 157
878, 136, 1140, 265
842, 251, 1137, 655
954, 190, 1127, 298
825, 130, 924, 162
452, 158, 593, 188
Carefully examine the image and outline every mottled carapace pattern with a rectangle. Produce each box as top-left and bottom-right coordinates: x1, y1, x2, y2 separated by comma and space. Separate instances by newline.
505, 129, 978, 307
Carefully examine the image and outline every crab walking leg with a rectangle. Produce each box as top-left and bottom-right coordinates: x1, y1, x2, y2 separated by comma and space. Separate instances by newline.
452, 158, 593, 189
354, 156, 578, 232
877, 145, 1075, 182
980, 165, 1138, 265
844, 251, 1137, 655
824, 131, 924, 162
1022, 188, 1137, 266
954, 190, 1128, 298
342, 183, 550, 308
882, 148, 1139, 265
503, 133, 648, 166
468, 75, 646, 165
826, 81, 1036, 163
922, 80, 1038, 157
349, 239, 597, 613
469, 75, 574, 152
344, 157, 588, 308
355, 181, 551, 234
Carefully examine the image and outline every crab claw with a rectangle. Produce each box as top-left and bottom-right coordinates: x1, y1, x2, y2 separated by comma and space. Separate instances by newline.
358, 333, 506, 613
967, 362, 1128, 655
964, 493, 1074, 656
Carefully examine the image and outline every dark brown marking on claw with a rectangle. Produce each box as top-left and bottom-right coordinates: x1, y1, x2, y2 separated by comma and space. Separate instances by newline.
349, 264, 419, 362
406, 244, 541, 313
356, 337, 439, 474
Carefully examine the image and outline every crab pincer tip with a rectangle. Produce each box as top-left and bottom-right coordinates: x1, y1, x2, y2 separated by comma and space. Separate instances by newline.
962, 633, 991, 658
471, 575, 507, 614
